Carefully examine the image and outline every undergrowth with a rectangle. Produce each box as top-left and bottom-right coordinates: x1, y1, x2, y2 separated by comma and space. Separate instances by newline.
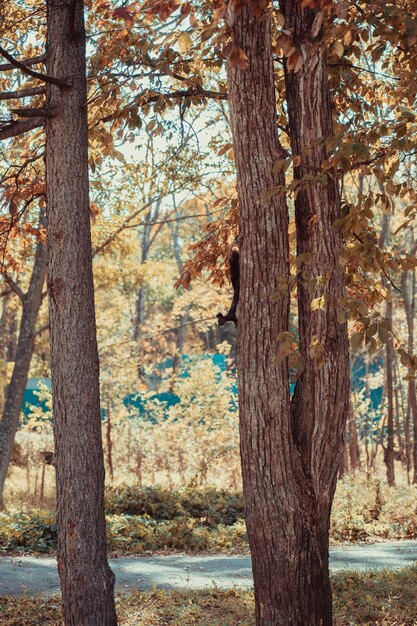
1, 478, 417, 555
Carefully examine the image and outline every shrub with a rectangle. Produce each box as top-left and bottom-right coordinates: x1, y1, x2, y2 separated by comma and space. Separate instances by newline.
105, 485, 245, 527
0, 511, 57, 553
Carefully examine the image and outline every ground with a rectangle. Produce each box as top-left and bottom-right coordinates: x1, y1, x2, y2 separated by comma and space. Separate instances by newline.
0, 540, 416, 595
2, 568, 417, 625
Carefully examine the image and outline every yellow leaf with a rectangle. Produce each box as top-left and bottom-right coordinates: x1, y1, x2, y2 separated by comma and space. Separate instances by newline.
178, 32, 192, 54
332, 41, 344, 58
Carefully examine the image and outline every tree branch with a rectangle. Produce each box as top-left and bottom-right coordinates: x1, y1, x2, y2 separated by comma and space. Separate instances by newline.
10, 106, 51, 118
0, 53, 47, 71
1, 274, 25, 302
0, 46, 69, 88
0, 117, 44, 141
0, 87, 46, 101
100, 87, 228, 124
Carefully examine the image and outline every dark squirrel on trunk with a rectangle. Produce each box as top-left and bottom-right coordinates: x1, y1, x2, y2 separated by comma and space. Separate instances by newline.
217, 249, 240, 326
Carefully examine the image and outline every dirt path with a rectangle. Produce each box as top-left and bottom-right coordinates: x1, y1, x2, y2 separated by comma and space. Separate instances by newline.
1, 540, 416, 596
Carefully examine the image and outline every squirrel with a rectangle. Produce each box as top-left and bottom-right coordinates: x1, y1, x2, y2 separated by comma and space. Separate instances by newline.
217, 249, 240, 326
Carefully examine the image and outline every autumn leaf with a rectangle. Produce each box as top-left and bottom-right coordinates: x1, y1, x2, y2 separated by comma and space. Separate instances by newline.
178, 32, 192, 53
229, 46, 249, 70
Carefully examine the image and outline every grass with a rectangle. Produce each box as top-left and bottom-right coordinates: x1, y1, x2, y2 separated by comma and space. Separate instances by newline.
1, 568, 417, 625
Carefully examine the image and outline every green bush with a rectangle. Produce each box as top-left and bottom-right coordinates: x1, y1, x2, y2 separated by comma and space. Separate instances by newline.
0, 508, 247, 556
105, 485, 245, 527
106, 486, 184, 520
0, 511, 57, 553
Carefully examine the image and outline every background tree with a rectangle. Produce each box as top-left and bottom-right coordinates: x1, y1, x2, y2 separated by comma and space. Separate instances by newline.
0, 209, 46, 507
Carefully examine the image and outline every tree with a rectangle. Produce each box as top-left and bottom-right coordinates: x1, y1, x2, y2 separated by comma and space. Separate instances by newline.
45, 0, 117, 623
403, 264, 417, 483
0, 211, 47, 508
227, 2, 349, 623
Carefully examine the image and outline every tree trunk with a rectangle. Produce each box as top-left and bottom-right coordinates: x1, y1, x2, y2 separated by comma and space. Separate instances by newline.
393, 358, 405, 463
348, 399, 360, 472
0, 221, 47, 508
106, 400, 114, 482
170, 220, 189, 385
403, 267, 417, 483
227, 3, 349, 624
133, 198, 161, 381
282, 1, 350, 622
45, 1, 117, 623
0, 293, 12, 414
385, 300, 395, 486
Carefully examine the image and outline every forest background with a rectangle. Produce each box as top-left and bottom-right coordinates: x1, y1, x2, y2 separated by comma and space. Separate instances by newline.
1, 0, 417, 624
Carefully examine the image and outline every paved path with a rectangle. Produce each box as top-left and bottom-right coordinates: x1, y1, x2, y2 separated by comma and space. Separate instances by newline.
1, 541, 416, 596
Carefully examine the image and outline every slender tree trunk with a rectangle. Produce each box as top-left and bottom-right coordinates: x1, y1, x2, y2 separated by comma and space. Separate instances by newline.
228, 3, 349, 624
0, 293, 12, 414
385, 300, 395, 486
393, 358, 405, 462
5, 297, 18, 363
403, 267, 417, 483
133, 199, 161, 381
170, 221, 189, 385
0, 223, 47, 508
106, 400, 114, 482
348, 399, 360, 472
171, 307, 189, 378
45, 1, 117, 623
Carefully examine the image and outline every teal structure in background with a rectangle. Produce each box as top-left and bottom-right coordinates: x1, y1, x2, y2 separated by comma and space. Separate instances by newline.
22, 354, 384, 420
22, 378, 51, 417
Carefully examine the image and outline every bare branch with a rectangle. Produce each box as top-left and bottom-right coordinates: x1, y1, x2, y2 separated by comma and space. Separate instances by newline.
100, 87, 228, 124
0, 46, 69, 88
34, 322, 49, 336
0, 117, 44, 141
10, 106, 51, 118
1, 274, 25, 302
0, 87, 46, 101
0, 53, 47, 71
142, 316, 216, 340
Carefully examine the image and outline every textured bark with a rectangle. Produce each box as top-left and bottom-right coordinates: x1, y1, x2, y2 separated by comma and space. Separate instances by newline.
228, 3, 349, 624
0, 226, 47, 508
282, 1, 350, 622
45, 1, 117, 623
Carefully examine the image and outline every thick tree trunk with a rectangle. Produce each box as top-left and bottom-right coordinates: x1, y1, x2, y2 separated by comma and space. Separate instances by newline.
0, 226, 47, 508
227, 3, 349, 624
45, 1, 117, 624
282, 1, 350, 622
